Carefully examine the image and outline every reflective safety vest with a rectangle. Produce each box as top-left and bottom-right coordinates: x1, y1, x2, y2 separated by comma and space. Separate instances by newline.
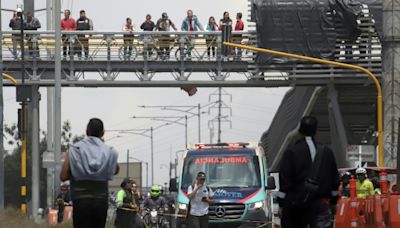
356, 179, 375, 198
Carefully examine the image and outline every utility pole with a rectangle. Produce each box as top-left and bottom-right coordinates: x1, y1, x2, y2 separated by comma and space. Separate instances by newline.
218, 88, 222, 143
0, 0, 4, 210
13, 4, 29, 214
383, 0, 400, 169
54, 0, 62, 199
117, 128, 155, 186
208, 89, 232, 143
126, 149, 130, 178
127, 155, 149, 188
138, 104, 207, 142
132, 116, 189, 148
46, 0, 55, 212
150, 127, 154, 185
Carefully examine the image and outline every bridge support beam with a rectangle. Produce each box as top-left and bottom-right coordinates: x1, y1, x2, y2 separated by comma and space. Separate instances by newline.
383, 0, 400, 167
327, 84, 349, 168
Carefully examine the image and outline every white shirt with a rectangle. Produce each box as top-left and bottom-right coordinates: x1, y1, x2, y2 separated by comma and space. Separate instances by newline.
188, 184, 214, 216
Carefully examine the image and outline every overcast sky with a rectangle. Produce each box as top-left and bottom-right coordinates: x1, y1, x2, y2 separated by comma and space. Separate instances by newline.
2, 0, 289, 186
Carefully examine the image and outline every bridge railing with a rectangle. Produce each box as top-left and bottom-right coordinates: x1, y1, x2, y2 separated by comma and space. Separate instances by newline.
2, 31, 257, 62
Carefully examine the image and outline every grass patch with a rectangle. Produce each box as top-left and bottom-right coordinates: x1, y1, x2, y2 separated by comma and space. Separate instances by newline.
0, 208, 114, 228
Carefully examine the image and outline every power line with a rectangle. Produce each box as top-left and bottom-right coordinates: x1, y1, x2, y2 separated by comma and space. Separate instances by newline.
208, 88, 232, 143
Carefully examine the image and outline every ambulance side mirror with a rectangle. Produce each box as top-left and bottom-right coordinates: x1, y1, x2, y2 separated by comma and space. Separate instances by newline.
266, 176, 276, 190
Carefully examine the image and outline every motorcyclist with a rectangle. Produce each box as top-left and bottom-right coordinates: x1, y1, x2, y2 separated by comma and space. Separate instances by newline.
140, 185, 169, 227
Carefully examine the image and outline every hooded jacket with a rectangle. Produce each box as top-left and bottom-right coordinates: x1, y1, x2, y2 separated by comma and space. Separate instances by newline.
69, 136, 118, 200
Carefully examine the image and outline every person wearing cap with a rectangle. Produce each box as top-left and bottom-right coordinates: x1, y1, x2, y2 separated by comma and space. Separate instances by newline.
115, 178, 141, 228
355, 167, 375, 198
277, 116, 339, 228
187, 172, 214, 228
156, 12, 177, 59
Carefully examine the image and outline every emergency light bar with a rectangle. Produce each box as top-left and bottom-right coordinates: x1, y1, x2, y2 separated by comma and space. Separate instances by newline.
194, 142, 250, 149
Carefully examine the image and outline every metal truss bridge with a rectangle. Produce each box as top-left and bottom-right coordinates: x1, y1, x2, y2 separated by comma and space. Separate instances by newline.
2, 30, 381, 87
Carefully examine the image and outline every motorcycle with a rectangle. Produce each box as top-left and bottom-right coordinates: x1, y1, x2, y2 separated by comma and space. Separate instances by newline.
143, 207, 169, 228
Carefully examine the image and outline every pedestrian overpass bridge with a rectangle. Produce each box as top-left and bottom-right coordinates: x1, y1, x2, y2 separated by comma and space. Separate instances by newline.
2, 27, 382, 169
2, 30, 380, 87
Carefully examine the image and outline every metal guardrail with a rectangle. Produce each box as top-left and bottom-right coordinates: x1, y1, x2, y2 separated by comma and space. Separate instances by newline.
2, 31, 256, 62
1, 28, 382, 87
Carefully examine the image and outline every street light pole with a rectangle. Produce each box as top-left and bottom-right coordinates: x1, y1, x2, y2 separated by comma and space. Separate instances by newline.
132, 116, 188, 148
150, 127, 154, 186
129, 156, 149, 188
126, 149, 129, 178
117, 128, 155, 186
139, 104, 204, 142
185, 115, 188, 147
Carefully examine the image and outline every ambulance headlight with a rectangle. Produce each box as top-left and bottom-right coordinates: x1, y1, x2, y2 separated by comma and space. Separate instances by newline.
249, 201, 264, 209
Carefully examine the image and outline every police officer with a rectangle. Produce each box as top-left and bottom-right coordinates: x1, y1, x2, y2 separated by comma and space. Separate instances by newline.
115, 178, 141, 228
75, 10, 93, 59
277, 116, 340, 228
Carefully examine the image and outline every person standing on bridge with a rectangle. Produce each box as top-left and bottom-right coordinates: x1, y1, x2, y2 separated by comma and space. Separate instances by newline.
219, 12, 232, 58
25, 11, 41, 58
205, 16, 218, 59
122, 17, 135, 60
156, 12, 177, 59
75, 10, 93, 59
60, 118, 119, 228
181, 9, 203, 60
60, 9, 76, 59
140, 14, 156, 31
233, 12, 244, 60
277, 116, 340, 228
9, 11, 23, 59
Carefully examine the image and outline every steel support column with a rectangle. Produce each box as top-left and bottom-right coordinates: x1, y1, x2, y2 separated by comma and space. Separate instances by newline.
30, 85, 40, 220
53, 0, 62, 198
0, 0, 4, 209
327, 84, 349, 168
383, 0, 400, 167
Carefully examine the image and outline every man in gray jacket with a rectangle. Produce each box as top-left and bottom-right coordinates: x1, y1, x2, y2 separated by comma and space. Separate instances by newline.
61, 118, 119, 228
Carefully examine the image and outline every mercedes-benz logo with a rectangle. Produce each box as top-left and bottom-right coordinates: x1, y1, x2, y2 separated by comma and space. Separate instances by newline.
215, 206, 226, 218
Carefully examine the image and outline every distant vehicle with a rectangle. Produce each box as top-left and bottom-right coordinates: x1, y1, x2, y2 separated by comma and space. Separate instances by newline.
175, 142, 276, 228
143, 207, 170, 228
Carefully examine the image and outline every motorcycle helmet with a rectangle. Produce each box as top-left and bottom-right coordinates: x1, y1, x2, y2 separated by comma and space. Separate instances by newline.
356, 167, 367, 175
162, 12, 168, 19
150, 185, 161, 198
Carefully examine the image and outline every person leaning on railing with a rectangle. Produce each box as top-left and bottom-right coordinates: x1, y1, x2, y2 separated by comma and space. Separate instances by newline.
205, 16, 218, 59
60, 9, 76, 58
122, 17, 135, 60
9, 11, 22, 59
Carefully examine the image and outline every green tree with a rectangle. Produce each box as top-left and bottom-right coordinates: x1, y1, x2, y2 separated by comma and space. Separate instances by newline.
4, 121, 84, 209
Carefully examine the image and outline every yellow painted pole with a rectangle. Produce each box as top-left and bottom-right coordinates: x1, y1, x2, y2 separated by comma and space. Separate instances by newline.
20, 104, 27, 214
223, 42, 384, 167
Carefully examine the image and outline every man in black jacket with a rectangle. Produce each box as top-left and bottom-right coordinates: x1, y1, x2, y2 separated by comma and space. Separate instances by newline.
277, 116, 339, 228
75, 10, 93, 59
